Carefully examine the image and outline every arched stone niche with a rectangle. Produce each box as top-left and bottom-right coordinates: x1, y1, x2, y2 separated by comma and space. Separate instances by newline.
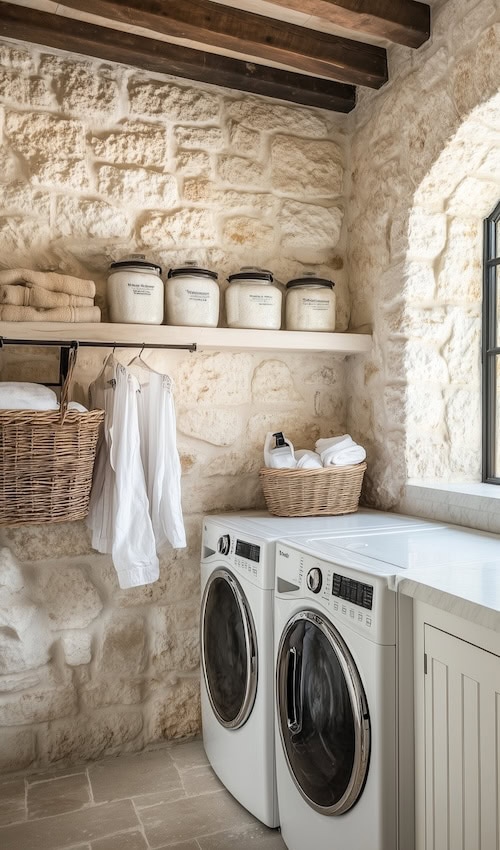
346, 21, 500, 510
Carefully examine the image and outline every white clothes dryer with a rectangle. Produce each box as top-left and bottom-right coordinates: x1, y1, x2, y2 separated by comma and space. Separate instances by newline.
200, 510, 438, 829
273, 523, 500, 850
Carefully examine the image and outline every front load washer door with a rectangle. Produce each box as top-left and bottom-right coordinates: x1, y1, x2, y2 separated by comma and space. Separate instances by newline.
201, 568, 258, 730
277, 610, 370, 815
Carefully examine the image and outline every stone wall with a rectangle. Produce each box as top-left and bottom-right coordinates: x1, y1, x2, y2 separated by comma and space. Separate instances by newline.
346, 0, 500, 510
0, 39, 350, 771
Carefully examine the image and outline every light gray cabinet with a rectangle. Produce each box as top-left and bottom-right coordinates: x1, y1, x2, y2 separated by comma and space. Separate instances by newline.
414, 602, 500, 850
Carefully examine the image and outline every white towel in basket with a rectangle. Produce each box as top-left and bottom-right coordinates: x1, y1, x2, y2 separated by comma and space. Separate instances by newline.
316, 435, 366, 467
0, 382, 59, 410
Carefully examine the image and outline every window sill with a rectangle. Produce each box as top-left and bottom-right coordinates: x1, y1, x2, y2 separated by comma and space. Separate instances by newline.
400, 480, 500, 535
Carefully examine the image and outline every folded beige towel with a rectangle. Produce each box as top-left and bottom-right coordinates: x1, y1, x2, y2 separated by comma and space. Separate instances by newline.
0, 305, 101, 322
0, 284, 94, 308
0, 269, 96, 299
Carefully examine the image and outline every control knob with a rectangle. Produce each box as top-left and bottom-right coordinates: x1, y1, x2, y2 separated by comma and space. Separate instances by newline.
217, 534, 231, 556
306, 567, 322, 594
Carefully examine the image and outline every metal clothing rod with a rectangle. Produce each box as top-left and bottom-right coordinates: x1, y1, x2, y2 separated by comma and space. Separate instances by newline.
0, 337, 197, 352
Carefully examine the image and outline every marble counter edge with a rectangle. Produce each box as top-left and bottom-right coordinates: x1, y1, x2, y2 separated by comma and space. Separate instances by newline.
395, 575, 500, 633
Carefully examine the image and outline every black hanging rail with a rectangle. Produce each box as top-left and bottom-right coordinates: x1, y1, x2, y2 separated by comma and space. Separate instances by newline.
0, 336, 197, 386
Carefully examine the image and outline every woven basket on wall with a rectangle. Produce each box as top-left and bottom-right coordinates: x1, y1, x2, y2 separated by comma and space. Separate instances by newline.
259, 461, 367, 517
0, 347, 104, 526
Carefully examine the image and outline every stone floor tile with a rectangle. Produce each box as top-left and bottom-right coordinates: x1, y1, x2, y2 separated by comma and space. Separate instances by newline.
89, 749, 182, 803
133, 787, 187, 810
138, 788, 256, 847
91, 830, 148, 850
27, 772, 90, 819
0, 777, 26, 826
181, 765, 224, 797
156, 843, 200, 850
0, 799, 139, 850
167, 739, 208, 772
27, 766, 86, 785
198, 822, 288, 849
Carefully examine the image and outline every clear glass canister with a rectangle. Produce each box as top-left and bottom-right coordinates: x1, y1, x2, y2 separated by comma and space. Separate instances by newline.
285, 275, 336, 332
165, 263, 219, 327
107, 256, 164, 324
226, 268, 281, 330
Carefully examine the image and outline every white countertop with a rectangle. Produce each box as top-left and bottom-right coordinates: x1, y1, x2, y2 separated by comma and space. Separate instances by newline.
393, 559, 500, 632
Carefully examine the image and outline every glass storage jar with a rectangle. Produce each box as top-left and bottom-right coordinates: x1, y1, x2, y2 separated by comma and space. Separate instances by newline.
165, 263, 219, 327
107, 256, 164, 324
285, 274, 336, 332
226, 268, 281, 330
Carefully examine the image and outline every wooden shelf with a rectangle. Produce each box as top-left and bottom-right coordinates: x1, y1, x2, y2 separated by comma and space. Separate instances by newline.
0, 322, 372, 355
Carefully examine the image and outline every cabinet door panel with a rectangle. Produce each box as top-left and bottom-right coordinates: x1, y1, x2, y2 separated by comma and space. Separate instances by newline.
424, 626, 500, 850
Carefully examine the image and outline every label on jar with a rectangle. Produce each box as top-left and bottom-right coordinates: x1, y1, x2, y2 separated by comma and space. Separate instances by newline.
249, 294, 275, 305
127, 281, 155, 297
301, 296, 330, 311
186, 288, 210, 302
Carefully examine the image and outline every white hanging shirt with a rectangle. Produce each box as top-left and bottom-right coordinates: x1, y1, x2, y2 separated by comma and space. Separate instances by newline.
87, 355, 186, 588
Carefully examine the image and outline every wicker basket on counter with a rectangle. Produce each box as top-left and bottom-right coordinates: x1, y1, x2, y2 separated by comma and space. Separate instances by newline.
0, 346, 104, 526
259, 461, 366, 517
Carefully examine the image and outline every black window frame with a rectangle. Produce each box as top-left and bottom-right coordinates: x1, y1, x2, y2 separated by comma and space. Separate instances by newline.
482, 200, 500, 483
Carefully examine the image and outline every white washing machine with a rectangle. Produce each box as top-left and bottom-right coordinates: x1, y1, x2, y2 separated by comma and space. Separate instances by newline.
199, 510, 439, 828
273, 524, 500, 850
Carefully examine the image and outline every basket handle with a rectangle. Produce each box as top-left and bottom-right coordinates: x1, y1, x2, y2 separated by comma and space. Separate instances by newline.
59, 342, 78, 424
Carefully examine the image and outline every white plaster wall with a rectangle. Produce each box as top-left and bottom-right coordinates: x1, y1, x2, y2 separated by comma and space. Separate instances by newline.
0, 39, 351, 772
346, 0, 500, 515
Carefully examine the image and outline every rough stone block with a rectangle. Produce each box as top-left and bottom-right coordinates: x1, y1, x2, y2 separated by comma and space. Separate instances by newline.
5, 111, 85, 160
177, 408, 243, 446
129, 79, 220, 121
0, 727, 35, 772
175, 150, 210, 175
139, 208, 214, 247
0, 684, 77, 725
0, 523, 94, 562
82, 678, 143, 710
97, 165, 177, 208
34, 562, 103, 630
91, 123, 168, 166
174, 126, 224, 150
0, 185, 50, 217
0, 44, 35, 71
271, 136, 343, 197
56, 197, 129, 239
227, 99, 327, 137
251, 359, 301, 403
151, 605, 199, 673
98, 613, 147, 677
60, 631, 92, 666
45, 710, 143, 764
0, 70, 53, 108
222, 215, 274, 249
146, 678, 200, 742
39, 56, 120, 115
228, 122, 261, 157
217, 155, 265, 187
175, 352, 253, 405
280, 201, 343, 255
407, 211, 447, 260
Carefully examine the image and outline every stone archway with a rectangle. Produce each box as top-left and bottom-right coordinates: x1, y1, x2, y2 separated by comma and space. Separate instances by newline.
346, 21, 500, 510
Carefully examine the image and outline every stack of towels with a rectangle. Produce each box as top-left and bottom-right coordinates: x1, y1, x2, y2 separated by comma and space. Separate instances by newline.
0, 383, 87, 412
264, 432, 366, 469
0, 268, 100, 322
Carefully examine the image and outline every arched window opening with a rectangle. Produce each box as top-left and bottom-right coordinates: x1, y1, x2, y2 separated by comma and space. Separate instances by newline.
482, 201, 500, 484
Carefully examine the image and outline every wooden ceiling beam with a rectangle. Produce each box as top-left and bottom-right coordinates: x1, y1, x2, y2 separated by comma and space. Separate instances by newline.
0, 2, 356, 112
263, 0, 431, 48
56, 0, 387, 89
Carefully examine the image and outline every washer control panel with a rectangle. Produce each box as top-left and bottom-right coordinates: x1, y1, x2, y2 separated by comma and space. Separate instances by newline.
275, 542, 396, 644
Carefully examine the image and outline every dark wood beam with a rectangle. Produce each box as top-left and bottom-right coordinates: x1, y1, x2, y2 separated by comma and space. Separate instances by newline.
256, 0, 431, 49
0, 2, 356, 112
56, 0, 387, 89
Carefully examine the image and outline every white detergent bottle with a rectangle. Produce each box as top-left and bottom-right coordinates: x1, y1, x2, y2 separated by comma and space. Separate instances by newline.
264, 431, 296, 468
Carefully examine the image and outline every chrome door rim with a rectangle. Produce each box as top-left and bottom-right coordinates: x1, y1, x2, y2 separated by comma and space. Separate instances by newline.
201, 568, 258, 730
276, 609, 370, 815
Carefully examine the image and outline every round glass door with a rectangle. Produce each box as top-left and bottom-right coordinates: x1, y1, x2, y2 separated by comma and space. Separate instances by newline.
276, 610, 370, 815
201, 568, 258, 729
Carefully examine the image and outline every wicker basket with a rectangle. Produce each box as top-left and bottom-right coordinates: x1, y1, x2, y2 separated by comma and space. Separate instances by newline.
0, 347, 104, 526
259, 461, 366, 517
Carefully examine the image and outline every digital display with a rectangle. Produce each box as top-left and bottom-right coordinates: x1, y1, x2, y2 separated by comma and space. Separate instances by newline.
332, 573, 373, 610
235, 539, 260, 563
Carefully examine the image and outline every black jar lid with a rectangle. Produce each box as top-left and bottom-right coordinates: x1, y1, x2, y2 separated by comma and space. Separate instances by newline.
168, 265, 218, 280
286, 276, 334, 289
110, 258, 162, 274
228, 268, 273, 283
